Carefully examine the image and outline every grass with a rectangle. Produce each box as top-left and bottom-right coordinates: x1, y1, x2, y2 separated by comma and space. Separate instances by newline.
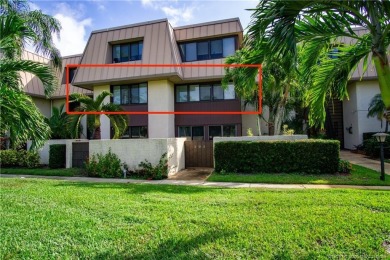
1, 178, 389, 259
208, 165, 390, 186
0, 167, 82, 177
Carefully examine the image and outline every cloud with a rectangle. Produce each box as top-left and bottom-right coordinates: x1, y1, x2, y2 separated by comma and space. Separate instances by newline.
53, 13, 92, 56
90, 0, 106, 11
161, 5, 194, 26
141, 0, 196, 26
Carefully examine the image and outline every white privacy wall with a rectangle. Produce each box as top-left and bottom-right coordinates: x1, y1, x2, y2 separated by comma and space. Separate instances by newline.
213, 135, 308, 144
27, 139, 69, 165
89, 138, 187, 175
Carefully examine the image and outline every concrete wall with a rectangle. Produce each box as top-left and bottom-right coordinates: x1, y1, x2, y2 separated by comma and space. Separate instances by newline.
241, 104, 270, 136
31, 97, 51, 118
343, 80, 385, 149
148, 80, 175, 138
93, 85, 111, 139
89, 138, 187, 175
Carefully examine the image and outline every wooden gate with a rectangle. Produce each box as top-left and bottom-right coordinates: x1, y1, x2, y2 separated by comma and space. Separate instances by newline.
72, 142, 89, 168
184, 140, 213, 168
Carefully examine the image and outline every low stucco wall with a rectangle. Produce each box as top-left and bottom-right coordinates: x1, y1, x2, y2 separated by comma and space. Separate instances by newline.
89, 138, 187, 176
213, 135, 308, 144
28, 139, 88, 167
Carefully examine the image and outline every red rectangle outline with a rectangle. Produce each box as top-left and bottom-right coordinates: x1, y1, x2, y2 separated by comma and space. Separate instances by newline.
66, 64, 262, 115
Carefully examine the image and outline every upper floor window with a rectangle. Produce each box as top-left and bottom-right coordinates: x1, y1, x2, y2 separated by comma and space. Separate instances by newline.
112, 83, 147, 105
176, 83, 235, 102
112, 41, 143, 63
179, 37, 236, 62
69, 68, 77, 82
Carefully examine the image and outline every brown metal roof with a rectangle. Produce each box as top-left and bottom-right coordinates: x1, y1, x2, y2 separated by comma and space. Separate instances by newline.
21, 51, 92, 98
72, 18, 244, 88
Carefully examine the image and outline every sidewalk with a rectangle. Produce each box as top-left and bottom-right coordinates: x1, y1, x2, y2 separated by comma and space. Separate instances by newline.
340, 150, 390, 174
1, 174, 389, 190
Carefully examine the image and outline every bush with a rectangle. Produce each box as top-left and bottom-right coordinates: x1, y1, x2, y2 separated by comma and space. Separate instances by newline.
363, 137, 390, 158
214, 140, 340, 174
85, 148, 124, 178
135, 153, 168, 180
338, 159, 352, 174
49, 144, 66, 169
0, 149, 40, 168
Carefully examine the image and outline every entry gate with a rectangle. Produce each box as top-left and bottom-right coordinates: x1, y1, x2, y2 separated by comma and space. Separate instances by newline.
184, 140, 213, 167
72, 142, 89, 168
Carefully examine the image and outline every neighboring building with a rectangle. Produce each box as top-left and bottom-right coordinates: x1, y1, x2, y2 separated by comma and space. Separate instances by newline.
72, 18, 254, 140
327, 27, 387, 149
21, 51, 92, 138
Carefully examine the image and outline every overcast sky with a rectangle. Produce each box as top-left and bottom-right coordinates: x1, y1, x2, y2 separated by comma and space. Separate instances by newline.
31, 0, 258, 56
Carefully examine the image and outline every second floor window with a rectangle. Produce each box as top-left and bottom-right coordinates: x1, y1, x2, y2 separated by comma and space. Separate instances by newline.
179, 37, 236, 62
112, 83, 147, 105
176, 83, 235, 102
112, 41, 143, 63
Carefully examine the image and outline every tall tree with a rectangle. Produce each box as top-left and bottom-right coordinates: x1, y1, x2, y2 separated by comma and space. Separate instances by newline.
248, 0, 390, 127
0, 0, 61, 149
69, 91, 128, 140
223, 41, 300, 135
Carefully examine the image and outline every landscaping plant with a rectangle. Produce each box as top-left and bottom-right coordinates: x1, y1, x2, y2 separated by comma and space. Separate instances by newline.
0, 149, 39, 168
49, 144, 66, 169
85, 148, 124, 178
137, 153, 168, 180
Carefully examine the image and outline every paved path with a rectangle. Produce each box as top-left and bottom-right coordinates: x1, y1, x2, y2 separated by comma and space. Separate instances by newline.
1, 174, 389, 190
340, 150, 390, 175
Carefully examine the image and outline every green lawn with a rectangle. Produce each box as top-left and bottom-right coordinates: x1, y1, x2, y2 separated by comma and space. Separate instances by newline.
1, 178, 389, 259
0, 167, 82, 177
208, 165, 390, 186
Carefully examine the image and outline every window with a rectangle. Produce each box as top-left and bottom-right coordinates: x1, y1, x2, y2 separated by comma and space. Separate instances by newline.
189, 85, 200, 101
224, 84, 235, 99
112, 83, 147, 105
208, 125, 236, 140
69, 68, 77, 82
179, 37, 237, 62
175, 83, 236, 102
178, 126, 204, 140
209, 126, 222, 139
122, 126, 148, 138
112, 41, 143, 63
200, 85, 211, 101
212, 84, 224, 100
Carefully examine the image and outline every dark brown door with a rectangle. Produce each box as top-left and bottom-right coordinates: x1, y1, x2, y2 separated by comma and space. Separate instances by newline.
72, 142, 89, 168
185, 140, 213, 168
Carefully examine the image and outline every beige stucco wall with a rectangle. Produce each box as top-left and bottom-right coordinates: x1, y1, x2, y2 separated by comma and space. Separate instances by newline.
31, 97, 51, 118
241, 103, 270, 136
343, 80, 385, 149
93, 85, 111, 139
89, 138, 187, 175
148, 80, 175, 138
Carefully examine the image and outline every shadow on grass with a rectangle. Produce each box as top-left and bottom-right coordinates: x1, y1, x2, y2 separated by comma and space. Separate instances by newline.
93, 229, 235, 259
54, 181, 217, 195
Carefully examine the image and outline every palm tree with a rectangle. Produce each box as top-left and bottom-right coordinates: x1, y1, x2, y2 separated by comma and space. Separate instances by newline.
247, 0, 390, 127
223, 41, 301, 135
0, 0, 61, 149
367, 94, 388, 132
45, 104, 81, 139
69, 91, 128, 139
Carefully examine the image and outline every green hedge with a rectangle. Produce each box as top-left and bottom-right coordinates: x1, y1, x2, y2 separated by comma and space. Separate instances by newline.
214, 140, 340, 174
363, 137, 390, 158
49, 144, 66, 169
0, 150, 40, 168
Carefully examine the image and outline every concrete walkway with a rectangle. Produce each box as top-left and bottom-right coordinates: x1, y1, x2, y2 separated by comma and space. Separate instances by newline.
1, 174, 389, 190
340, 150, 390, 174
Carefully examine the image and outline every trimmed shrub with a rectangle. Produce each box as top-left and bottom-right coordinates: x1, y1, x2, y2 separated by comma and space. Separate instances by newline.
0, 150, 40, 168
49, 144, 66, 168
363, 137, 390, 158
85, 148, 124, 178
214, 140, 340, 174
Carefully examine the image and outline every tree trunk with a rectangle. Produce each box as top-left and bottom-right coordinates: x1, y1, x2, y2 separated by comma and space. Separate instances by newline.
93, 126, 101, 139
373, 55, 390, 109
257, 115, 262, 136
274, 104, 285, 135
